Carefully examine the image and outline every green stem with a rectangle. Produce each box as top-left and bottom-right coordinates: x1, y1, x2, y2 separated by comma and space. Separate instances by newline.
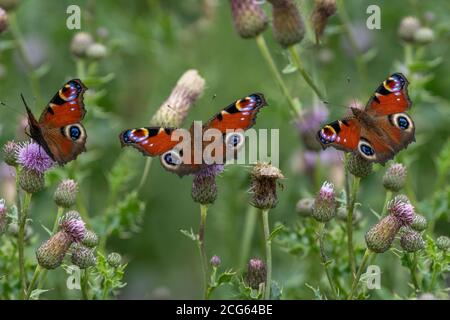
197, 204, 209, 299
18, 192, 32, 299
76, 59, 87, 80
239, 205, 258, 269
381, 191, 392, 216
262, 209, 272, 300
81, 269, 90, 300
317, 223, 337, 299
138, 158, 153, 191
255, 34, 301, 116
25, 265, 41, 300
348, 249, 372, 300
347, 176, 360, 278
409, 252, 420, 292
287, 45, 326, 101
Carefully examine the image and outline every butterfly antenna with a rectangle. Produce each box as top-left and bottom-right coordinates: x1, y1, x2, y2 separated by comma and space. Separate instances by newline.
20, 93, 33, 113
0, 100, 25, 116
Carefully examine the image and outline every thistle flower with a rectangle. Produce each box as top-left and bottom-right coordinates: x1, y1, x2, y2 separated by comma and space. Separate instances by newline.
2, 140, 18, 166
268, 0, 305, 47
71, 243, 96, 269
383, 163, 407, 192
436, 236, 450, 251
311, 0, 337, 43
365, 215, 401, 253
15, 141, 54, 174
107, 252, 122, 268
312, 181, 336, 222
345, 153, 373, 178
296, 103, 328, 151
387, 196, 414, 226
82, 230, 99, 248
229, 0, 268, 39
86, 43, 107, 60
413, 27, 435, 45
0, 199, 7, 233
296, 197, 314, 217
36, 230, 73, 269
18, 169, 44, 193
60, 218, 86, 243
151, 69, 205, 127
398, 16, 421, 43
400, 228, 424, 252
54, 179, 78, 208
250, 162, 284, 210
70, 32, 94, 58
191, 165, 224, 205
411, 214, 427, 232
245, 257, 266, 289
210, 255, 221, 268
0, 7, 7, 33
58, 210, 81, 226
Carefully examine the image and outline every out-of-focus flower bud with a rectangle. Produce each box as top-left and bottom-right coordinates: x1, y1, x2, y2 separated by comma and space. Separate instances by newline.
268, 0, 305, 47
383, 163, 407, 192
229, 0, 268, 39
398, 16, 421, 43
54, 179, 78, 208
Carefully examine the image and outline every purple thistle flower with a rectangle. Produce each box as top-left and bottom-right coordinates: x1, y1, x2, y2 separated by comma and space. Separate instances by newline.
196, 164, 225, 178
15, 141, 54, 174
296, 103, 329, 134
388, 196, 415, 226
61, 219, 86, 242
319, 181, 334, 201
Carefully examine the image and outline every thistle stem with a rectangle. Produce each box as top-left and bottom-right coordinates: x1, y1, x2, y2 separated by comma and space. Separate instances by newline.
255, 34, 301, 116
197, 204, 209, 299
348, 249, 372, 300
317, 223, 337, 299
81, 269, 90, 300
18, 192, 32, 299
239, 205, 258, 269
262, 209, 272, 300
138, 158, 153, 191
347, 176, 360, 278
287, 45, 326, 101
25, 265, 41, 300
409, 252, 420, 292
381, 191, 392, 216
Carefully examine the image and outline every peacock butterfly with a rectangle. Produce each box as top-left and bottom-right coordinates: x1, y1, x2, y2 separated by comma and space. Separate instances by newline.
317, 73, 415, 164
119, 93, 267, 176
25, 79, 88, 164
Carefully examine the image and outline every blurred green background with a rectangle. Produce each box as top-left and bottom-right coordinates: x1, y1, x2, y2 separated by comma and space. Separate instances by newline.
0, 0, 449, 299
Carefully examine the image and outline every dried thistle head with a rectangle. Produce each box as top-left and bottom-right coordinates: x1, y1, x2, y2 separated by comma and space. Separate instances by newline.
268, 0, 305, 48
311, 0, 337, 44
229, 0, 268, 39
250, 162, 284, 210
151, 69, 205, 127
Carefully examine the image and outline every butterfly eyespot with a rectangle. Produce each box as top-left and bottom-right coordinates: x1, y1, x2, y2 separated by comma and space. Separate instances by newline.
161, 150, 182, 169
225, 132, 245, 150
358, 140, 376, 160
390, 113, 414, 132
397, 116, 409, 129
63, 124, 85, 142
318, 125, 337, 144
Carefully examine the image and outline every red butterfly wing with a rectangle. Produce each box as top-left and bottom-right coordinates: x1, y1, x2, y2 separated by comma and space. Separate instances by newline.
317, 118, 361, 152
119, 127, 179, 156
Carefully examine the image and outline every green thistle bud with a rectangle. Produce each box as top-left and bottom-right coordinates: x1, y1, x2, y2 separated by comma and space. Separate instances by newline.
312, 181, 336, 222
411, 214, 427, 232
70, 32, 94, 58
296, 197, 314, 217
210, 255, 221, 268
0, 7, 8, 33
229, 0, 268, 39
345, 153, 373, 178
413, 27, 435, 45
36, 231, 72, 269
71, 243, 97, 269
2, 141, 17, 166
400, 228, 424, 252
398, 16, 421, 43
18, 169, 44, 193
337, 206, 362, 226
310, 0, 337, 44
436, 236, 450, 251
54, 179, 78, 208
268, 0, 305, 47
250, 162, 284, 210
82, 230, 99, 248
383, 163, 407, 192
245, 257, 266, 289
152, 70, 205, 127
86, 43, 107, 60
365, 215, 401, 253
107, 252, 122, 267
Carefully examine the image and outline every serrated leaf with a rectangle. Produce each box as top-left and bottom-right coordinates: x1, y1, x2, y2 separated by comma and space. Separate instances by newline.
217, 270, 236, 286
180, 229, 197, 241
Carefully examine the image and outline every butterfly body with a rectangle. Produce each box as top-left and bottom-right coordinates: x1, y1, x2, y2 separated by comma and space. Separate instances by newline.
120, 93, 267, 176
26, 79, 88, 165
317, 73, 415, 164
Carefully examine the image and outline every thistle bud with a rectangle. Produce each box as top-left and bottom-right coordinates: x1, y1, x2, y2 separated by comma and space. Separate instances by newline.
210, 255, 221, 268
387, 196, 414, 226
70, 32, 94, 58
54, 179, 78, 208
312, 181, 336, 222
71, 243, 96, 269
0, 199, 7, 234
296, 198, 314, 217
311, 0, 337, 43
411, 214, 427, 232
0, 7, 8, 33
152, 70, 205, 127
268, 0, 305, 47
398, 16, 421, 43
245, 257, 266, 289
18, 169, 44, 194
250, 162, 284, 210
86, 43, 107, 60
36, 231, 73, 269
229, 0, 268, 39
365, 215, 401, 253
383, 163, 407, 192
82, 230, 99, 248
345, 153, 373, 178
191, 165, 223, 205
400, 228, 424, 252
436, 236, 450, 251
2, 141, 17, 167
413, 27, 435, 45
107, 252, 122, 268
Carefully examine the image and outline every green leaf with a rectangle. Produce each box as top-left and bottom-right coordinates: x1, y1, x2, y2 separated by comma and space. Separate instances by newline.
180, 229, 197, 241
30, 289, 50, 300
282, 62, 297, 74
217, 270, 236, 286
268, 224, 284, 241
